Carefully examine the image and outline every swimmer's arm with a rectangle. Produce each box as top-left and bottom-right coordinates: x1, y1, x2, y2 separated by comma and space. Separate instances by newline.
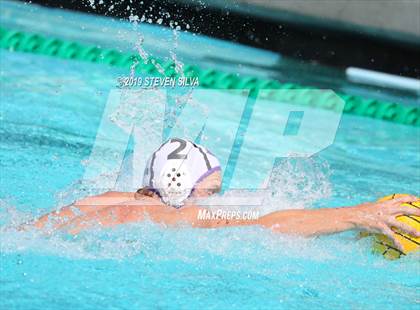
186, 205, 358, 232
258, 195, 420, 250
193, 196, 420, 250
56, 196, 420, 251
30, 192, 136, 229
56, 205, 149, 234
258, 208, 357, 235
74, 191, 135, 206
58, 201, 172, 234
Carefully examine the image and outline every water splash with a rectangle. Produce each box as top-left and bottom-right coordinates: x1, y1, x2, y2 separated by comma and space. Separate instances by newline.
0, 0, 353, 261
264, 156, 332, 211
170, 29, 184, 77
1, 150, 335, 263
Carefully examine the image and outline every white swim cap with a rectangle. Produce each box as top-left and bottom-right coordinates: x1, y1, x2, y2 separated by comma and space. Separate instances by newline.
142, 138, 221, 207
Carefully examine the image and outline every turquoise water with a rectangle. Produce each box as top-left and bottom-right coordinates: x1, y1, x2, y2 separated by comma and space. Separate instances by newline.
1, 2, 420, 310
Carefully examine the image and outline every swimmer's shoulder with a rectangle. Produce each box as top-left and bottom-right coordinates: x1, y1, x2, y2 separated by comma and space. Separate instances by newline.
74, 191, 135, 206
102, 191, 134, 197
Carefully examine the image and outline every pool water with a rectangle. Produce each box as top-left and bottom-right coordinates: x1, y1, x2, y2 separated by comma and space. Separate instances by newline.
1, 1, 420, 309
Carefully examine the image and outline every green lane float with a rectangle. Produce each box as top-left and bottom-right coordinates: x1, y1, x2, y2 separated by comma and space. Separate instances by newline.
0, 26, 418, 127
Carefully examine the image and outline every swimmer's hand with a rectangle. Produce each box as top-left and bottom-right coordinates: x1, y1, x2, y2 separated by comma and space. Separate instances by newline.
351, 195, 420, 251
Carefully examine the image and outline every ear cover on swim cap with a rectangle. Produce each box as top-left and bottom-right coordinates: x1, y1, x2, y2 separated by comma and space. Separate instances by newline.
142, 138, 221, 207
155, 159, 194, 207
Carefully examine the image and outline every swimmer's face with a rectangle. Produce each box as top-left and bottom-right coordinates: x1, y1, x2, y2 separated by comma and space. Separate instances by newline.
190, 171, 222, 198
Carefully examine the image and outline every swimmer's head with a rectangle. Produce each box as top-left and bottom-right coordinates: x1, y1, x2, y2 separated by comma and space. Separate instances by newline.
190, 170, 222, 198
141, 138, 221, 207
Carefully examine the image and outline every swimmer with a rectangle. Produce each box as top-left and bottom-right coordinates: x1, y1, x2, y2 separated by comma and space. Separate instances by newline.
32, 138, 420, 251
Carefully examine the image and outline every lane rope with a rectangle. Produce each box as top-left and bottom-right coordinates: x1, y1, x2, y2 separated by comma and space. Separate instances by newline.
0, 27, 418, 127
